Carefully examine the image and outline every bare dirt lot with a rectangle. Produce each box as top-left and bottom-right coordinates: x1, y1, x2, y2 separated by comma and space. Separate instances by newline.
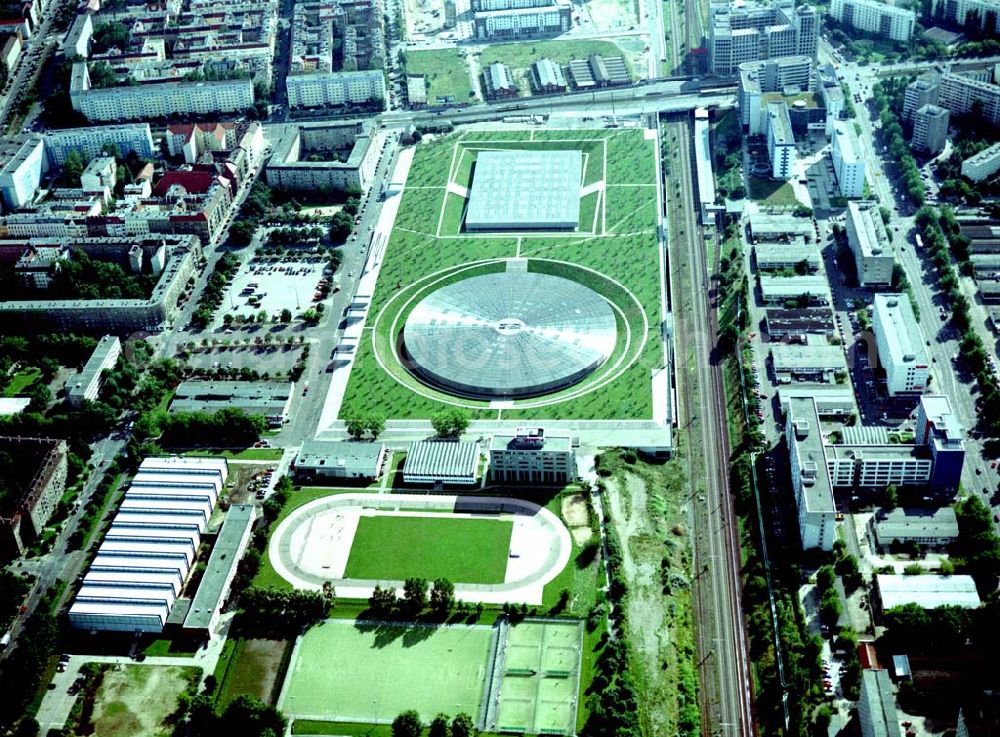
561, 493, 593, 545
89, 664, 200, 737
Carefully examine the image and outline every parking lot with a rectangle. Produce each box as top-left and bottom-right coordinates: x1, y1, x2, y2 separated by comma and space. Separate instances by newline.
219, 253, 334, 325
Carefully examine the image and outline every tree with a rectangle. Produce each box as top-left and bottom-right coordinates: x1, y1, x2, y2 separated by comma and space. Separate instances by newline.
62, 149, 85, 187
882, 484, 898, 510
329, 211, 353, 242
430, 408, 471, 438
816, 565, 835, 593
345, 412, 386, 440
280, 308, 292, 323
819, 589, 842, 628
391, 710, 423, 737
402, 577, 427, 616
214, 695, 286, 737
368, 584, 398, 616
450, 713, 477, 737
430, 577, 455, 616
429, 714, 449, 737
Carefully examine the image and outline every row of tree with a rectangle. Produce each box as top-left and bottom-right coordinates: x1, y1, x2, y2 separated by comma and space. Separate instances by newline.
368, 578, 455, 619
137, 407, 267, 448
871, 79, 926, 208
390, 710, 477, 737
190, 252, 241, 329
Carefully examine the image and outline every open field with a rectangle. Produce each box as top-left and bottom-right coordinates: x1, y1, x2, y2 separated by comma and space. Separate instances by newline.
3, 367, 40, 396
406, 48, 475, 103
748, 177, 800, 207
216, 638, 291, 709
339, 129, 662, 421
343, 514, 513, 583
280, 620, 494, 723
79, 664, 200, 737
184, 448, 283, 461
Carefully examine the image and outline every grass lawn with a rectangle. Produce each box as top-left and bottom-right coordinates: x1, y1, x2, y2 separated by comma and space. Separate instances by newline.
216, 638, 291, 709
342, 514, 513, 583
142, 638, 198, 658
406, 48, 475, 104
184, 448, 283, 461
4, 366, 40, 396
338, 128, 662, 422
747, 177, 800, 207
479, 39, 630, 78
281, 620, 494, 723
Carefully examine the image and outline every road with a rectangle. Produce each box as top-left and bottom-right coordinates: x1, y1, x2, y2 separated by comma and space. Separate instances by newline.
838, 55, 1000, 511
0, 0, 64, 130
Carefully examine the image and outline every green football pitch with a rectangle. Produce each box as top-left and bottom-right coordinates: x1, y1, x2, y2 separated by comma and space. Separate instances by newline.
342, 513, 513, 584
280, 620, 495, 723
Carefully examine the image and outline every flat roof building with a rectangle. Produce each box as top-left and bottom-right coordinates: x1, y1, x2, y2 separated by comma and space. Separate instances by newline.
961, 141, 1000, 182
847, 201, 895, 287
764, 307, 835, 339
0, 437, 68, 559
760, 275, 831, 305
874, 574, 981, 612
465, 150, 582, 231
183, 504, 256, 636
293, 440, 386, 481
693, 108, 716, 218
747, 213, 814, 243
916, 394, 964, 496
778, 384, 855, 417
870, 507, 959, 550
489, 427, 577, 484
831, 120, 866, 199
65, 335, 121, 408
169, 380, 293, 427
404, 440, 480, 486
766, 101, 796, 180
872, 294, 928, 396
786, 397, 837, 550
753, 242, 820, 271
772, 343, 846, 383
69, 456, 228, 633
913, 104, 950, 155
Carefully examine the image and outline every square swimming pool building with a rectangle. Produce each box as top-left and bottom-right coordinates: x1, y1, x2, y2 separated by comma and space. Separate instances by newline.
465, 150, 582, 231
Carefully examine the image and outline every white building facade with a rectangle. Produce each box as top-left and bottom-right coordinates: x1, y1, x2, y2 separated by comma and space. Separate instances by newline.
873, 293, 929, 395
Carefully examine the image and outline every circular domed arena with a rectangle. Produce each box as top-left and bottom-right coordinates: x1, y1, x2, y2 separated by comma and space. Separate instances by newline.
401, 271, 617, 399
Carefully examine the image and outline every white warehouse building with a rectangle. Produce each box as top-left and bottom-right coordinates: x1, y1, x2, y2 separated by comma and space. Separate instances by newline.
68, 456, 228, 633
872, 293, 928, 396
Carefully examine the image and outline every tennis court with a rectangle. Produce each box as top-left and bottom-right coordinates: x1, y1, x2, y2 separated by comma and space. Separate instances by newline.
489, 620, 583, 735
279, 619, 496, 723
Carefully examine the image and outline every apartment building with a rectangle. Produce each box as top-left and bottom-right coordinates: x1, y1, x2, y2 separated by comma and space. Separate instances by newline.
846, 200, 895, 286
70, 65, 254, 122
0, 136, 46, 210
286, 70, 385, 109
929, 0, 1000, 35
0, 437, 68, 559
65, 336, 122, 407
44, 124, 155, 167
708, 0, 818, 76
902, 75, 940, 123
961, 141, 1000, 181
766, 101, 796, 179
831, 120, 866, 198
872, 293, 929, 395
265, 121, 380, 194
473, 0, 572, 39
830, 0, 916, 41
912, 104, 950, 155
937, 72, 1000, 127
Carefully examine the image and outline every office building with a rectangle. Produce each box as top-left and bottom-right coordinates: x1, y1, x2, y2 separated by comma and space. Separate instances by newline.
70, 64, 254, 122
0, 437, 68, 559
915, 394, 965, 495
786, 397, 837, 550
0, 137, 46, 210
766, 101, 796, 179
831, 120, 866, 198
874, 574, 981, 612
760, 274, 831, 304
708, 0, 818, 76
817, 63, 845, 135
872, 294, 929, 395
961, 141, 1000, 181
902, 75, 940, 123
404, 441, 480, 486
286, 70, 386, 109
912, 104, 950, 155
169, 381, 293, 427
472, 0, 572, 39
43, 124, 155, 167
65, 335, 121, 407
778, 385, 855, 417
764, 307, 835, 339
858, 669, 899, 737
937, 73, 1000, 127
754, 243, 820, 271
870, 507, 959, 550
293, 440, 387, 481
738, 55, 813, 133
772, 342, 847, 383
847, 201, 895, 286
488, 427, 577, 484
747, 212, 815, 243
830, 0, 915, 41
68, 457, 228, 633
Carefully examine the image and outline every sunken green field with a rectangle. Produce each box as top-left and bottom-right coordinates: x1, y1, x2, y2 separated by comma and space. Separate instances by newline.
339, 128, 663, 421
